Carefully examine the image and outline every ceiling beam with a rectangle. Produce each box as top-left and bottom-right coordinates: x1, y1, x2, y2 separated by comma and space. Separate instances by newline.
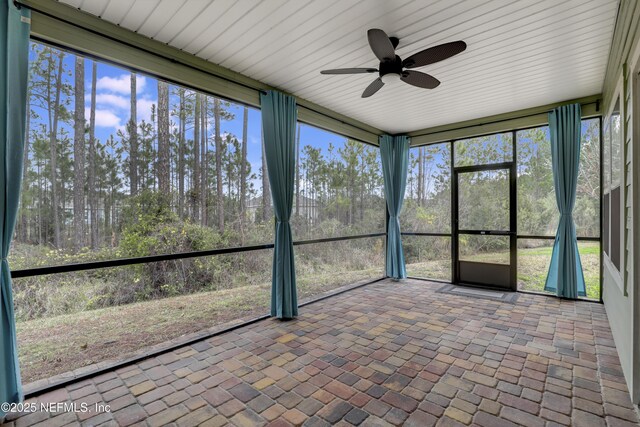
407, 94, 602, 146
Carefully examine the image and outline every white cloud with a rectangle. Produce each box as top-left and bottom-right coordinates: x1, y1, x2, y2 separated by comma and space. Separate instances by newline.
137, 98, 155, 123
96, 74, 146, 94
95, 93, 129, 109
85, 107, 121, 128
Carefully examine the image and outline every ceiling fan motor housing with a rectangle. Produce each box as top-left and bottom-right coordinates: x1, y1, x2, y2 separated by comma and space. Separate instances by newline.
379, 55, 403, 78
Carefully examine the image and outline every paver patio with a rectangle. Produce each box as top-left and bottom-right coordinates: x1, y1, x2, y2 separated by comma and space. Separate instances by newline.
4, 279, 639, 426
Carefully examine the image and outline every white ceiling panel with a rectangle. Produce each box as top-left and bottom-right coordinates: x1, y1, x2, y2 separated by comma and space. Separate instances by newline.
58, 0, 618, 133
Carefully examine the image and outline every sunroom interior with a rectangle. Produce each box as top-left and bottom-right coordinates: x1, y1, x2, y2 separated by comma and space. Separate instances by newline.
1, 0, 640, 426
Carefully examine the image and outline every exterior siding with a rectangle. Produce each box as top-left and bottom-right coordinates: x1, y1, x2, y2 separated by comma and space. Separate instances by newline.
601, 0, 640, 405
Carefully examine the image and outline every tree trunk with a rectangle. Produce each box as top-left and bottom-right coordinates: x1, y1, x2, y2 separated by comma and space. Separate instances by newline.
240, 106, 248, 245
350, 167, 355, 225
37, 162, 42, 244
49, 52, 64, 249
178, 89, 185, 218
261, 133, 271, 222
422, 149, 428, 204
89, 61, 98, 249
129, 73, 138, 196
192, 93, 200, 222
73, 56, 85, 251
201, 97, 208, 226
295, 123, 300, 217
360, 156, 365, 222
157, 81, 170, 195
214, 98, 224, 232
417, 146, 423, 206
20, 95, 31, 243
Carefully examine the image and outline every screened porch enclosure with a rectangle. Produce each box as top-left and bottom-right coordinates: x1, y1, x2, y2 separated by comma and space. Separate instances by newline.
10, 40, 603, 388
4, 1, 639, 426
12, 41, 388, 385
402, 120, 601, 299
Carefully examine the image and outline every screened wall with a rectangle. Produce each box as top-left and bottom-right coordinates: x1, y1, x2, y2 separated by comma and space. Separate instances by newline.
11, 40, 602, 387
11, 41, 383, 384
403, 118, 601, 299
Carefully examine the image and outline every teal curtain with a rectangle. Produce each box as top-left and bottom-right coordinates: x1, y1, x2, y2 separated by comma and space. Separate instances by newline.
1, 0, 30, 414
260, 91, 298, 319
544, 104, 586, 298
380, 135, 409, 279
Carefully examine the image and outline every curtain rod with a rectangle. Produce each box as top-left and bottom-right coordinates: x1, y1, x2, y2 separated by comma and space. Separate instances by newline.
409, 100, 600, 139
14, 0, 380, 140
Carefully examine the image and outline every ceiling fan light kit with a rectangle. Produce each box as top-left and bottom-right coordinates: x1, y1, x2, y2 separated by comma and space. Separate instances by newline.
320, 28, 467, 98
381, 72, 401, 84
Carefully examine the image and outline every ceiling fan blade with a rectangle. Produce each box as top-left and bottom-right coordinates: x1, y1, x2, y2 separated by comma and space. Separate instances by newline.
402, 40, 467, 68
401, 70, 440, 89
362, 78, 384, 98
320, 68, 378, 74
367, 29, 395, 61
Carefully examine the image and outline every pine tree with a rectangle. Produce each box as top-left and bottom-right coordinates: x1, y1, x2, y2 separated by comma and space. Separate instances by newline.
240, 106, 248, 244
129, 73, 138, 196
48, 51, 65, 248
20, 55, 35, 243
201, 96, 208, 226
214, 98, 224, 232
157, 80, 170, 195
261, 132, 271, 222
88, 61, 98, 249
73, 56, 85, 251
418, 147, 424, 206
177, 88, 186, 218
295, 123, 300, 217
192, 93, 201, 222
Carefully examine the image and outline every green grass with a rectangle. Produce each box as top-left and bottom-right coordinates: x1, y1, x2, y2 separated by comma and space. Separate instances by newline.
516, 242, 600, 299
16, 242, 600, 385
16, 267, 381, 385
406, 242, 600, 300
406, 259, 451, 281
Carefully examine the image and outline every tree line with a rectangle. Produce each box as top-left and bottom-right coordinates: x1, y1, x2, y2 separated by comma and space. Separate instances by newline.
15, 43, 385, 256
14, 42, 600, 263
402, 125, 601, 238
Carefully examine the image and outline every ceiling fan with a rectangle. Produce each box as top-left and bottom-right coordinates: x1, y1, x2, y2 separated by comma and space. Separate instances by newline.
320, 29, 466, 98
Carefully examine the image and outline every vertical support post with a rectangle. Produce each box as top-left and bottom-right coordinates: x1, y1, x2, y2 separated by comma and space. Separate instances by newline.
450, 141, 458, 284
599, 114, 604, 302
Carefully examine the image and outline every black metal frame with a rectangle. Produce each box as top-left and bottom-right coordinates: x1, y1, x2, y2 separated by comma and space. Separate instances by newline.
599, 115, 604, 302
409, 110, 602, 144
453, 159, 517, 291
12, 233, 386, 278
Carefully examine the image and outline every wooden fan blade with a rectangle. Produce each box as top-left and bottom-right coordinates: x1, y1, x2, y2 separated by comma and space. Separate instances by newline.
367, 29, 395, 61
320, 68, 378, 74
401, 71, 440, 89
403, 41, 467, 68
362, 78, 384, 98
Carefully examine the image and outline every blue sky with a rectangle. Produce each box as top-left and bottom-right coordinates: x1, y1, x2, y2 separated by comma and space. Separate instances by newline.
29, 41, 357, 192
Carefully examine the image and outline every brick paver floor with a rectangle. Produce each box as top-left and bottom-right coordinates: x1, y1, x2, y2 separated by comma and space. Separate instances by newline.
4, 279, 640, 426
